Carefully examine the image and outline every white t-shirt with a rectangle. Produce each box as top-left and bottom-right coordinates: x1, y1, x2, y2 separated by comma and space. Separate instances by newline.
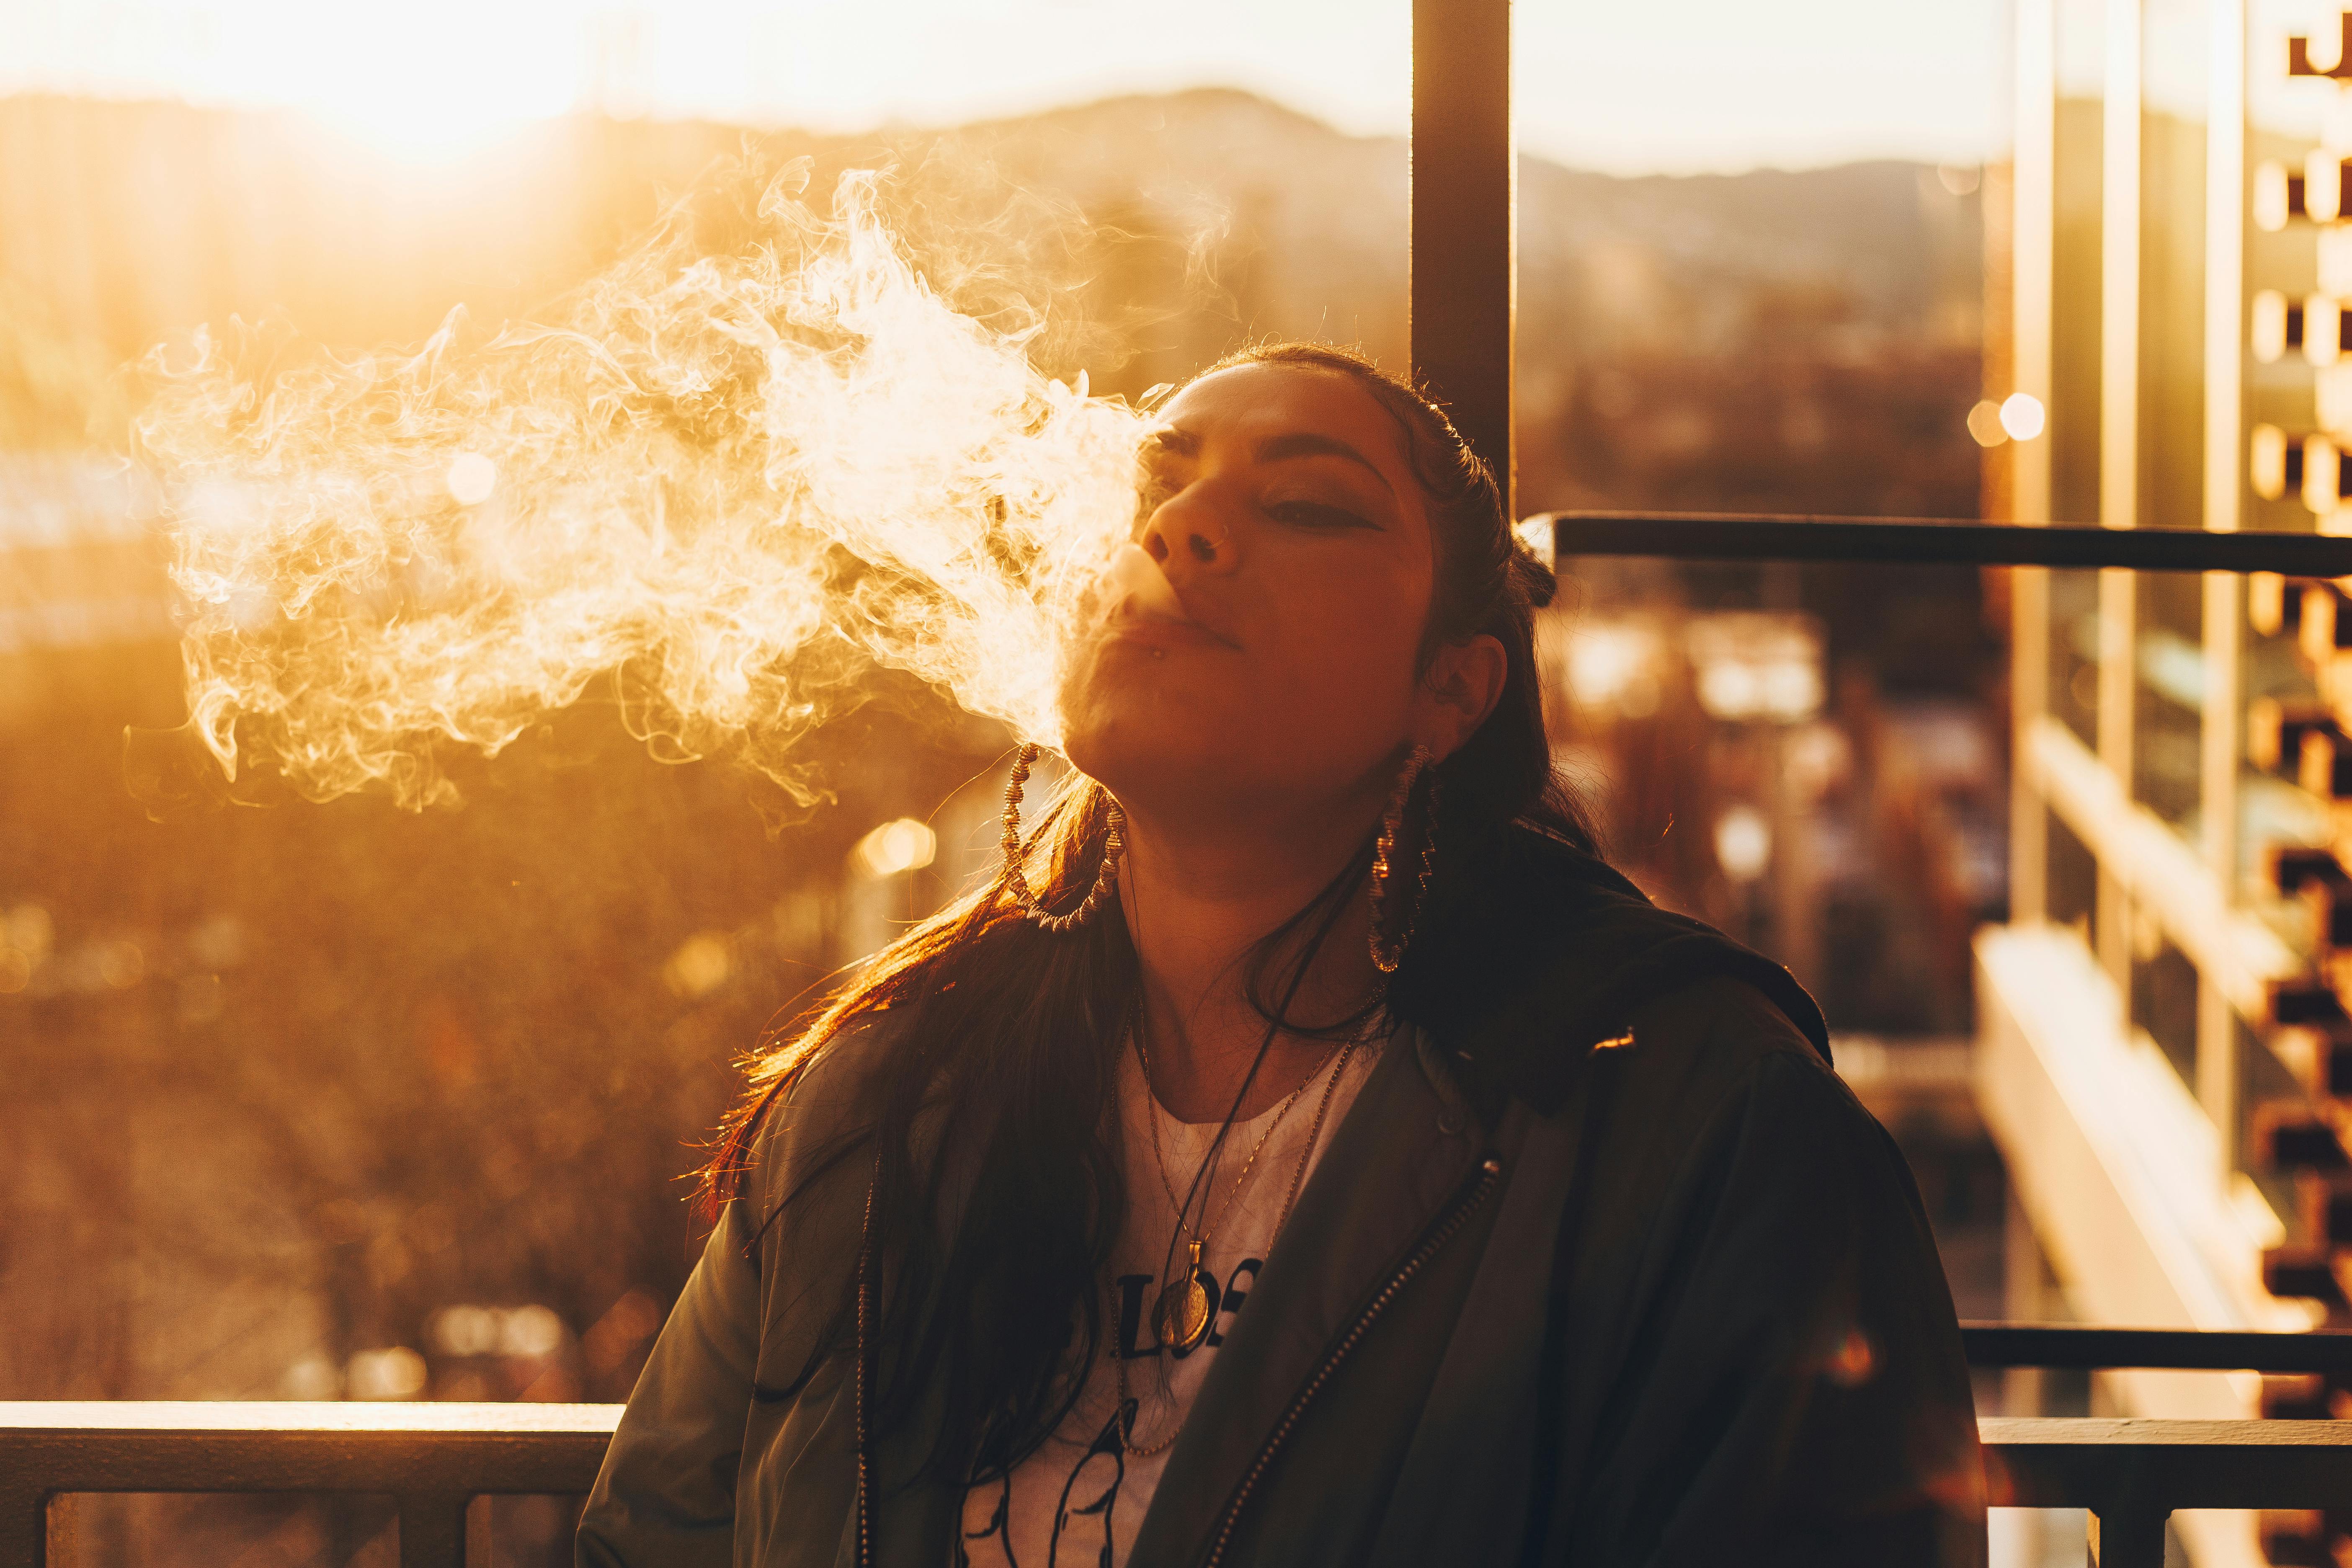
954, 1021, 1386, 1568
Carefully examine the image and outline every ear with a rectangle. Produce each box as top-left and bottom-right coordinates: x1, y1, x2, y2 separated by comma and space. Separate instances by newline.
1411, 634, 1510, 760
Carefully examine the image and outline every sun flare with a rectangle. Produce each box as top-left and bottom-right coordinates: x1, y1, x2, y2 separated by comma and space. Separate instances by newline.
288, 8, 580, 163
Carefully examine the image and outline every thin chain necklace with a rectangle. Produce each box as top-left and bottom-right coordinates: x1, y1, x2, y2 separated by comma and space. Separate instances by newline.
1114, 1010, 1375, 1456
1134, 1021, 1330, 1265
1131, 990, 1386, 1232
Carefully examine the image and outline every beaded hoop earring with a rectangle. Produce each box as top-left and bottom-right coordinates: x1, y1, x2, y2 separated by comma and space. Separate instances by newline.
1369, 745, 1440, 973
999, 743, 1126, 933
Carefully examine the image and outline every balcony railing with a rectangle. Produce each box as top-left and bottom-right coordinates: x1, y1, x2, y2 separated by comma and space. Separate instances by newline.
13, 1323, 2352, 1568
3, 1406, 2347, 1568
0, 1401, 615, 1568
1978, 1416, 2352, 1564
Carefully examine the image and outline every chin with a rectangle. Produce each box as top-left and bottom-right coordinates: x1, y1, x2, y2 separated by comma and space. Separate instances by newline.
1062, 711, 1233, 803
1060, 691, 1252, 815
1058, 649, 1242, 795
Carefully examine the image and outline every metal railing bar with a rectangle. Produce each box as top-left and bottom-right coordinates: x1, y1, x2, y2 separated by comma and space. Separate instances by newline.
1541, 510, 2352, 574
1963, 1321, 2352, 1373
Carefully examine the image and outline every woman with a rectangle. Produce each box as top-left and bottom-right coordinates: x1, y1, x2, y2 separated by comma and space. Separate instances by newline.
578, 344, 1986, 1568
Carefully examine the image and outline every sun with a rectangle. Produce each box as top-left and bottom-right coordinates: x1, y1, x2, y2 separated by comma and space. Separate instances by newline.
257, 0, 589, 164
307, 90, 545, 165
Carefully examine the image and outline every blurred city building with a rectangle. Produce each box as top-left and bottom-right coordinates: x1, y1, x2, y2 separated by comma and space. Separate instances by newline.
1960, 1, 2352, 1564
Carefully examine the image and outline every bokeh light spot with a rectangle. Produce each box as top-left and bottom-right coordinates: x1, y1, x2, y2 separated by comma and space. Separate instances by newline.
1714, 805, 1771, 882
1998, 392, 2045, 441
663, 933, 734, 999
446, 452, 498, 506
854, 818, 938, 879
346, 1345, 428, 1400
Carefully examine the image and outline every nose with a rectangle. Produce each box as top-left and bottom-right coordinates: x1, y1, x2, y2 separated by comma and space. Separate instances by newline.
1138, 493, 1242, 582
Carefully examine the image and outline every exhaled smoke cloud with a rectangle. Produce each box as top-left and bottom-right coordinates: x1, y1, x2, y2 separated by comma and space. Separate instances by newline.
135, 166, 1150, 810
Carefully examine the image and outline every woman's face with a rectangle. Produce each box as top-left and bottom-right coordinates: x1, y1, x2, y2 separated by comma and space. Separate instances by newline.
1060, 361, 1500, 829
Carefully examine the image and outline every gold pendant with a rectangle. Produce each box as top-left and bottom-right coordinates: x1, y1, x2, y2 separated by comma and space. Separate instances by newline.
1153, 1238, 1214, 1352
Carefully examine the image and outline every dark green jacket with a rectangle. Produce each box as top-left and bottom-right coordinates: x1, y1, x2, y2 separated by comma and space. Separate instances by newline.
579, 830, 1986, 1567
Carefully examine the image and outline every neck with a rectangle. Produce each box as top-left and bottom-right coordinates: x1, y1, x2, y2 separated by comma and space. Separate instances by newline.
1117, 792, 1386, 1123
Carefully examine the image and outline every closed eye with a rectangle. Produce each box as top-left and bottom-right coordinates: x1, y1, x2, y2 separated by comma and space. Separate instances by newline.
1266, 498, 1377, 531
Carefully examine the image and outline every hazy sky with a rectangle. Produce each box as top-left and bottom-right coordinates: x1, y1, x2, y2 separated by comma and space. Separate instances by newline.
4, 0, 2011, 175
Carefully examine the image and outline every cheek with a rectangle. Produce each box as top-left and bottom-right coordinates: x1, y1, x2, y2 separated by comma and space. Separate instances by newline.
1270, 568, 1424, 704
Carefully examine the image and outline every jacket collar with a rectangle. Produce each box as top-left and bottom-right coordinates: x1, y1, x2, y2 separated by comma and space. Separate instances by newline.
1385, 823, 1830, 1114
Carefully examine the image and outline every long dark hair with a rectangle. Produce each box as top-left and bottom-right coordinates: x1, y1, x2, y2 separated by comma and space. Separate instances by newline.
699, 341, 1594, 1485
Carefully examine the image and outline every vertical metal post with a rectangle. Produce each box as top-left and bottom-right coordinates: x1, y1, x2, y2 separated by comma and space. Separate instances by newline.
2087, 1506, 2169, 1567
398, 1492, 470, 1568
2197, 0, 2249, 1173
467, 1496, 495, 1565
2012, 0, 2058, 927
0, 1483, 45, 1568
39, 1498, 71, 1568
2096, 0, 2144, 994
1411, 0, 1516, 515
2000, 1193, 2053, 1564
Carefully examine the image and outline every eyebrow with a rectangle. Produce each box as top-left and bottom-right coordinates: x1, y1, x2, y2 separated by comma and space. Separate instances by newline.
1142, 427, 1395, 495
1256, 432, 1395, 493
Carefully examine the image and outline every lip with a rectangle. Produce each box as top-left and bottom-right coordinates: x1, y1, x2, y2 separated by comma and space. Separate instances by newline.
1100, 603, 1241, 652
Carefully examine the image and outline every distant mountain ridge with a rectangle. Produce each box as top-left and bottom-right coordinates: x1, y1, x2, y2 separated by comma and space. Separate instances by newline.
0, 85, 1980, 519
917, 88, 1980, 369
0, 84, 1978, 369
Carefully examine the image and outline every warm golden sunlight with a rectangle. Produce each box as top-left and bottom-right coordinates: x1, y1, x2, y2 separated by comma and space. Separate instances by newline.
29, 4, 2352, 1565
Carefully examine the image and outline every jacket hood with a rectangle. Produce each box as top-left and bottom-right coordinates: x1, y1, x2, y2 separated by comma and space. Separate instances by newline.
1386, 823, 1830, 1114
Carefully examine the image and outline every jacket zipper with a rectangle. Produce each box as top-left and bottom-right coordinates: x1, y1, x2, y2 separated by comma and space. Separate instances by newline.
1201, 1153, 1505, 1568
856, 1159, 879, 1568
